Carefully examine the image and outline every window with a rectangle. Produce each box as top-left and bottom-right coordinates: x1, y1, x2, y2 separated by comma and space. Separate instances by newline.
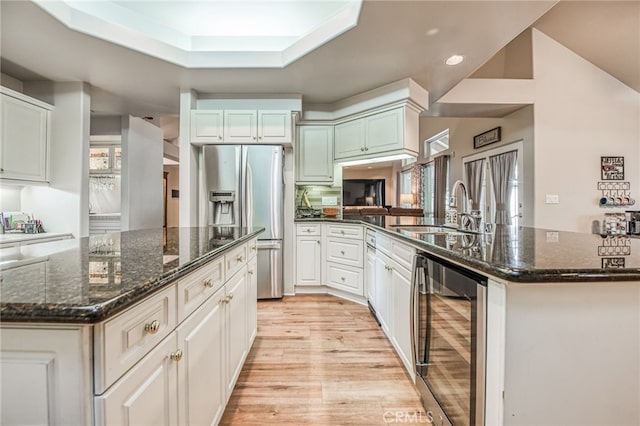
424, 129, 449, 158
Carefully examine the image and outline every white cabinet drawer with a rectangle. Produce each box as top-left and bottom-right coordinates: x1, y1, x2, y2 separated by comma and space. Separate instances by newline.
326, 262, 364, 296
365, 229, 376, 247
247, 237, 258, 259
94, 285, 177, 394
225, 243, 248, 279
325, 224, 363, 239
296, 223, 321, 236
376, 232, 391, 257
177, 256, 225, 322
326, 238, 364, 268
391, 239, 415, 272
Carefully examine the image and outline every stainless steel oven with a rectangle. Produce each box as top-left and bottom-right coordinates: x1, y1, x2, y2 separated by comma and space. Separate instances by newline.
411, 253, 487, 426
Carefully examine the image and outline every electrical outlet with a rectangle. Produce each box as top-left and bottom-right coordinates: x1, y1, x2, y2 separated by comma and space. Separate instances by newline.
546, 231, 559, 243
545, 194, 559, 204
322, 196, 337, 206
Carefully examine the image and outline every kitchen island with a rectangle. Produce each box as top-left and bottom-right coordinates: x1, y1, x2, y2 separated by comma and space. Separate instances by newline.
296, 216, 640, 426
0, 226, 263, 425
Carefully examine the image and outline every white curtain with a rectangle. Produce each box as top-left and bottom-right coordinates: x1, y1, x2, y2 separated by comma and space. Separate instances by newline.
489, 150, 517, 225
464, 159, 485, 211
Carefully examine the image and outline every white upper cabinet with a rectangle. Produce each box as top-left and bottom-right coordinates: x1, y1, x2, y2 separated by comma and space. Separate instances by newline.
0, 87, 52, 183
191, 109, 292, 144
190, 110, 223, 143
258, 110, 292, 144
334, 106, 418, 161
224, 110, 257, 143
365, 108, 403, 155
296, 125, 334, 184
334, 118, 365, 159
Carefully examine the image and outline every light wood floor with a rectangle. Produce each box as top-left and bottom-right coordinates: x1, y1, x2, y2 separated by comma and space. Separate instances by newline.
220, 294, 427, 425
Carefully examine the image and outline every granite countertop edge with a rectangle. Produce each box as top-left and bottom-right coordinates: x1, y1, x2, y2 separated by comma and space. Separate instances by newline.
295, 218, 640, 283
0, 229, 264, 325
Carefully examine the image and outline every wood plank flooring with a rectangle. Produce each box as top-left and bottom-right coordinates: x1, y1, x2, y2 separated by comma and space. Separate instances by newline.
220, 294, 427, 425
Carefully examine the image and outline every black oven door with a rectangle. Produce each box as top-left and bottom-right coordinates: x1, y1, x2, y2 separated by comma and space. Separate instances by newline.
412, 254, 487, 426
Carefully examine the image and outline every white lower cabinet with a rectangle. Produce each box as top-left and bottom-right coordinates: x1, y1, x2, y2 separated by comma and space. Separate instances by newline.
374, 233, 415, 376
365, 245, 376, 308
225, 266, 248, 398
247, 256, 258, 345
295, 228, 322, 286
95, 334, 179, 426
176, 287, 226, 426
389, 257, 414, 375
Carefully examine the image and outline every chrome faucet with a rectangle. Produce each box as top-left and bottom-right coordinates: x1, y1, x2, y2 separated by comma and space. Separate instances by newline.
446, 180, 482, 231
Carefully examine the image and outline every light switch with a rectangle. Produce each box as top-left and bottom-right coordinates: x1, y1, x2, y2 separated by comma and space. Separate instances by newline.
545, 194, 559, 204
322, 196, 337, 206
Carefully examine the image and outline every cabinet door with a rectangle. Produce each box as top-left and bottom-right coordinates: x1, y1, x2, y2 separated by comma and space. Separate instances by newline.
390, 260, 413, 375
176, 287, 226, 426
365, 108, 404, 155
246, 257, 258, 346
224, 110, 257, 143
95, 333, 178, 426
296, 126, 333, 183
334, 118, 365, 160
258, 110, 291, 143
365, 246, 376, 307
296, 236, 322, 285
374, 254, 392, 335
0, 93, 49, 182
190, 110, 223, 143
226, 267, 248, 397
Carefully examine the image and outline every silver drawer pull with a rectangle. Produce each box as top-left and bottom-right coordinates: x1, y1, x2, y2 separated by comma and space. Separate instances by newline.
340, 250, 345, 255
340, 230, 345, 235
236, 255, 244, 262
203, 278, 213, 288
248, 270, 254, 275
170, 349, 183, 362
144, 320, 160, 334
341, 276, 345, 281
305, 229, 312, 233
251, 246, 257, 251
316, 240, 321, 244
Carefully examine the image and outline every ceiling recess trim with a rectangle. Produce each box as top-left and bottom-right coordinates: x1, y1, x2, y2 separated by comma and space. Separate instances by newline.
33, 0, 363, 68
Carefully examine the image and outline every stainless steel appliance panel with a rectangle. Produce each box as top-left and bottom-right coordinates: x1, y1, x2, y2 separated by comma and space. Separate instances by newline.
412, 253, 487, 426
242, 145, 283, 240
256, 240, 283, 298
203, 145, 242, 226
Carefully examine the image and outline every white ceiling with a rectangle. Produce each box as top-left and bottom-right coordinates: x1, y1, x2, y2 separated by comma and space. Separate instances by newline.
0, 0, 556, 120
33, 0, 362, 67
1, 1, 637, 127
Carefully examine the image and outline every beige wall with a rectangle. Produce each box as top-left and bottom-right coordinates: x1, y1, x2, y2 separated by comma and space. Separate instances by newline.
342, 166, 397, 206
419, 106, 535, 225
532, 29, 640, 233
164, 165, 179, 227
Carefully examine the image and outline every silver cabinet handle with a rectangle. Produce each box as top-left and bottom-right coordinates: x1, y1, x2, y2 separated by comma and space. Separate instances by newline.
228, 292, 234, 300
316, 240, 320, 245
236, 255, 244, 262
365, 147, 369, 151
203, 278, 213, 288
341, 276, 345, 281
360, 147, 365, 152
340, 230, 345, 235
248, 270, 254, 275
170, 349, 183, 362
144, 320, 160, 334
251, 246, 257, 251
340, 250, 345, 255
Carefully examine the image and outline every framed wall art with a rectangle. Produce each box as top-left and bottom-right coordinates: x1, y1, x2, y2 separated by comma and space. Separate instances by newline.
473, 127, 501, 149
601, 156, 624, 180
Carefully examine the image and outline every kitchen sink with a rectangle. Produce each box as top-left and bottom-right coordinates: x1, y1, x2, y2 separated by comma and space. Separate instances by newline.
390, 225, 480, 236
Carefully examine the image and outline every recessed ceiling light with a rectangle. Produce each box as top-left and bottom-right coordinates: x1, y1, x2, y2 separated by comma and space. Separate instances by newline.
445, 54, 464, 66
425, 28, 439, 36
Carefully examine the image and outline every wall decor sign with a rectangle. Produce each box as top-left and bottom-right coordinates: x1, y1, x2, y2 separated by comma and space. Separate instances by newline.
601, 156, 624, 180
602, 257, 625, 268
473, 127, 501, 149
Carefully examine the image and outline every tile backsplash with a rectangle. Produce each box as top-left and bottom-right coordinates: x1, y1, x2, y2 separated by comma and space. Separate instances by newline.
295, 185, 342, 217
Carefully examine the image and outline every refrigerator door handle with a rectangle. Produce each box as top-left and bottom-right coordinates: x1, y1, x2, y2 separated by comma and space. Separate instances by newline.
241, 147, 253, 229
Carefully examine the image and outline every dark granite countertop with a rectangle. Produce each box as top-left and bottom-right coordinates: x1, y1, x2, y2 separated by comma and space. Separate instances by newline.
296, 216, 640, 283
0, 227, 263, 324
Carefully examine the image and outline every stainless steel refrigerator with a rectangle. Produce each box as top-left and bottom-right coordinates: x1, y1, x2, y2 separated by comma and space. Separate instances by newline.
202, 145, 284, 299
